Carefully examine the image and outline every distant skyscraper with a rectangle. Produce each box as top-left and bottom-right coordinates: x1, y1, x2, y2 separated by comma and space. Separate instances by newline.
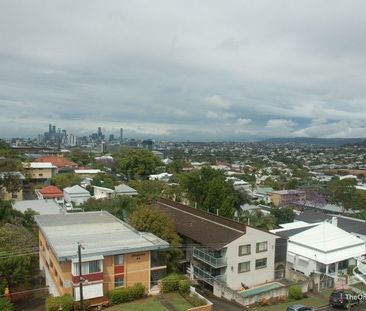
109, 134, 114, 142
48, 124, 52, 133
120, 128, 123, 145
98, 127, 102, 138
52, 125, 56, 133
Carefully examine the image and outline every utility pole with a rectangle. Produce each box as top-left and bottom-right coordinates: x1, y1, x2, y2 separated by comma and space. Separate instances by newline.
78, 243, 85, 311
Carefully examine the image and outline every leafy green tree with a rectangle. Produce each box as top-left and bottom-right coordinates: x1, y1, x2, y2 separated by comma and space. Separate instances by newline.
80, 196, 137, 220
129, 206, 182, 272
114, 148, 162, 180
270, 206, 295, 224
0, 297, 13, 311
179, 167, 239, 218
67, 148, 93, 166
240, 210, 276, 230
0, 224, 38, 293
0, 141, 16, 158
51, 173, 81, 190
91, 173, 119, 189
325, 177, 358, 210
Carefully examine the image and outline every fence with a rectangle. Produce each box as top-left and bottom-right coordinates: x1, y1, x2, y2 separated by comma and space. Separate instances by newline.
213, 279, 310, 307
187, 286, 213, 311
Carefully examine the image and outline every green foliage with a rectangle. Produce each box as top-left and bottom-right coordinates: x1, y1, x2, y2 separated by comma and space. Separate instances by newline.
288, 285, 303, 300
184, 293, 206, 307
114, 147, 162, 180
325, 177, 358, 210
107, 283, 145, 304
178, 279, 190, 295
0, 298, 13, 311
180, 167, 240, 218
80, 196, 137, 220
270, 206, 295, 224
91, 173, 119, 189
0, 200, 37, 230
161, 273, 185, 293
45, 294, 74, 311
128, 180, 166, 202
0, 172, 22, 194
67, 148, 93, 166
240, 210, 277, 230
0, 140, 16, 158
129, 206, 182, 272
0, 223, 38, 291
51, 173, 81, 190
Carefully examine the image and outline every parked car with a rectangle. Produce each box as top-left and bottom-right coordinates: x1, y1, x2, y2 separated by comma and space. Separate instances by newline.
329, 290, 361, 308
286, 304, 316, 311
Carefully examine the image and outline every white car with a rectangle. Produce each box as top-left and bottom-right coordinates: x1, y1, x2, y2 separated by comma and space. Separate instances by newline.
64, 202, 73, 211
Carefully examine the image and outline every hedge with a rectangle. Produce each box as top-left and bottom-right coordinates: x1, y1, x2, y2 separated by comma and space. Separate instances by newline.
184, 293, 206, 307
108, 283, 145, 305
288, 285, 303, 300
45, 294, 74, 311
178, 279, 190, 295
0, 298, 13, 311
161, 273, 185, 293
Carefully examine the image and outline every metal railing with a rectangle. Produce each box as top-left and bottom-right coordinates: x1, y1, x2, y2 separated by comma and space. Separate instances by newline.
193, 247, 227, 268
193, 266, 215, 285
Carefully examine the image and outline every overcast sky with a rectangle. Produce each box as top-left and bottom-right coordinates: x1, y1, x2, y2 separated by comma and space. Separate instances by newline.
1, 0, 366, 141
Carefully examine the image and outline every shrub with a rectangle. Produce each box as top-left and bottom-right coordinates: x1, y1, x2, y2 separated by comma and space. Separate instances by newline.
259, 298, 270, 306
161, 273, 184, 293
108, 283, 145, 305
178, 279, 190, 295
45, 294, 74, 311
74, 300, 91, 311
184, 293, 206, 307
0, 298, 13, 311
288, 285, 303, 300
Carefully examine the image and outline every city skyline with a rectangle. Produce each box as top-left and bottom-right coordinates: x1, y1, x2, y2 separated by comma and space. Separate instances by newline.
1, 1, 366, 140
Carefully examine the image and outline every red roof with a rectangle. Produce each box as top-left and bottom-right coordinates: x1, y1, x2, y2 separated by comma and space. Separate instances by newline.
39, 185, 63, 198
36, 156, 78, 169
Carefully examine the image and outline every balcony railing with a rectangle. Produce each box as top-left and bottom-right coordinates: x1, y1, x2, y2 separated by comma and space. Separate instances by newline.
193, 266, 215, 286
193, 247, 227, 268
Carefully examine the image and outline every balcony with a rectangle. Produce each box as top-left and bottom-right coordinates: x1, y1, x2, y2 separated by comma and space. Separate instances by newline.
193, 247, 227, 268
193, 266, 215, 286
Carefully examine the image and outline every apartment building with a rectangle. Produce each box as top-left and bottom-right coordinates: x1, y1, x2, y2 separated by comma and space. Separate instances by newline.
23, 162, 58, 180
35, 211, 169, 304
156, 198, 287, 292
270, 190, 306, 207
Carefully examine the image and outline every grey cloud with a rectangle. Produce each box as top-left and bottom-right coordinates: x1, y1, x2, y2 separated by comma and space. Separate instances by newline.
0, 0, 366, 140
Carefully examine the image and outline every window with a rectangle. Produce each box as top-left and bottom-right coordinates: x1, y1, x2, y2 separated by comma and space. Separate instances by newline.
114, 255, 124, 265
151, 250, 167, 268
39, 173, 43, 177
255, 258, 267, 269
238, 244, 251, 256
238, 261, 250, 273
12, 192, 18, 199
74, 260, 102, 275
114, 276, 124, 288
256, 241, 268, 253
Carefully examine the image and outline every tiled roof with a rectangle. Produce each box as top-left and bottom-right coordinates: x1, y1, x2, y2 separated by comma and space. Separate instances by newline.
36, 156, 78, 168
39, 185, 63, 198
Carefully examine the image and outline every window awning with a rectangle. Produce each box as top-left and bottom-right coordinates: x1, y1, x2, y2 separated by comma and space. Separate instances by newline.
71, 254, 104, 264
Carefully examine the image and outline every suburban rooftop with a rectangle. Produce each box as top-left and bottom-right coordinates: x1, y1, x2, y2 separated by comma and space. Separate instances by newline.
35, 211, 169, 261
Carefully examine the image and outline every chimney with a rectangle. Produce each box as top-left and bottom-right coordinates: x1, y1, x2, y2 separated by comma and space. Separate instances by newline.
331, 216, 338, 227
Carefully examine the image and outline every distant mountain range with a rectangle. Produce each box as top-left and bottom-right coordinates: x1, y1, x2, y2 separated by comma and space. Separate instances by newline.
260, 137, 366, 146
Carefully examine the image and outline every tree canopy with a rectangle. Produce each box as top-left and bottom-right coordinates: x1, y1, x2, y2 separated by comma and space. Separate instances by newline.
179, 167, 241, 218
51, 172, 81, 190
114, 148, 162, 180
128, 205, 182, 272
0, 223, 38, 292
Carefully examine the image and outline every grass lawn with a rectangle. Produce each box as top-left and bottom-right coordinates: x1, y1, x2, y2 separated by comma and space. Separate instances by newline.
252, 294, 329, 311
106, 293, 194, 311
106, 296, 168, 311
163, 292, 193, 311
